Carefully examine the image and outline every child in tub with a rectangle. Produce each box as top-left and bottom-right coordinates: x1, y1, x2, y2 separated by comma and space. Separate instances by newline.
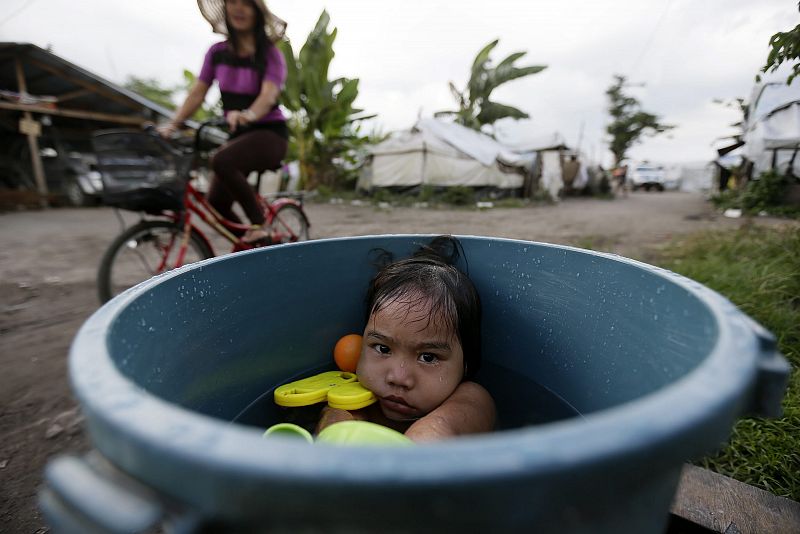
316, 236, 496, 442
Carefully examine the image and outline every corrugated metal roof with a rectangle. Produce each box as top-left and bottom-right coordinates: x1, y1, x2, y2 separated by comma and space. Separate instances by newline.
0, 42, 172, 123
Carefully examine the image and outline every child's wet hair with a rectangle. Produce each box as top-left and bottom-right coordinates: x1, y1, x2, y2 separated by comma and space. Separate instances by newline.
365, 236, 482, 380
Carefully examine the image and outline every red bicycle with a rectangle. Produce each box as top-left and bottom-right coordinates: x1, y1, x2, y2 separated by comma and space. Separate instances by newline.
95, 120, 310, 303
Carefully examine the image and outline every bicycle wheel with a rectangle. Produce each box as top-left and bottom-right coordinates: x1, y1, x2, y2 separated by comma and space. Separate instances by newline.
97, 220, 213, 303
271, 204, 310, 243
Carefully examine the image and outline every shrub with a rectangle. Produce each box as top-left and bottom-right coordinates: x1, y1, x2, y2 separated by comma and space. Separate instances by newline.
418, 185, 437, 202
712, 170, 799, 218
740, 170, 794, 213
440, 186, 475, 206
315, 184, 333, 201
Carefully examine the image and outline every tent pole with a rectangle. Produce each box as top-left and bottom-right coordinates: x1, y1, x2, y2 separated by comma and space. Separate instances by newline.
421, 140, 427, 187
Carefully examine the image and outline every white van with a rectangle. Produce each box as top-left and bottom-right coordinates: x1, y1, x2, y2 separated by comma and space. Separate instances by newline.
629, 163, 667, 191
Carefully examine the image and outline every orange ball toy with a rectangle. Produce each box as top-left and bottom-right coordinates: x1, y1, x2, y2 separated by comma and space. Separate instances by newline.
334, 334, 363, 372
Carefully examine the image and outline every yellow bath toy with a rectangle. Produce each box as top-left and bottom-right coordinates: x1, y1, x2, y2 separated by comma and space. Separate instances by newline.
273, 371, 376, 411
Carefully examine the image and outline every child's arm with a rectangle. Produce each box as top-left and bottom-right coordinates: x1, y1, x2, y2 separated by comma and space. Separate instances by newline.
315, 406, 368, 434
404, 382, 495, 443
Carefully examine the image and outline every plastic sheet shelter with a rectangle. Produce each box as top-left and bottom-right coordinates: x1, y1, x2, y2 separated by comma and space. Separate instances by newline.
511, 133, 577, 200
743, 77, 800, 178
357, 119, 531, 192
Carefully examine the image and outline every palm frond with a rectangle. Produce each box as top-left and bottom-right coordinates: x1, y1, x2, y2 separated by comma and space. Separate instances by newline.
476, 101, 530, 124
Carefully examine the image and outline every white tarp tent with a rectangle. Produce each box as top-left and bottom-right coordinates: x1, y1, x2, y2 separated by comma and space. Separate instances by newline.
358, 119, 530, 191
744, 79, 800, 177
665, 162, 716, 193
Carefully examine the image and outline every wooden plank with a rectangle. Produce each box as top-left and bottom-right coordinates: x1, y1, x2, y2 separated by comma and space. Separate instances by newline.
670, 464, 800, 533
55, 88, 92, 103
0, 102, 146, 126
15, 56, 48, 207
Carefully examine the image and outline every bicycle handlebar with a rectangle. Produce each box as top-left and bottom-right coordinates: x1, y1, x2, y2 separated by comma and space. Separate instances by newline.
144, 119, 230, 156
194, 118, 229, 153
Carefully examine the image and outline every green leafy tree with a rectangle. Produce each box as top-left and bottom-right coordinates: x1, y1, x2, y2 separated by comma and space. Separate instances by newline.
180, 69, 222, 121
123, 72, 221, 121
605, 74, 674, 166
759, 3, 800, 85
123, 76, 176, 110
277, 11, 374, 190
711, 96, 747, 144
435, 39, 546, 133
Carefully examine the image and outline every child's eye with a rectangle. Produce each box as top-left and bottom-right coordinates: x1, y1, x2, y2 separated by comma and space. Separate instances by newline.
374, 344, 391, 355
418, 353, 439, 364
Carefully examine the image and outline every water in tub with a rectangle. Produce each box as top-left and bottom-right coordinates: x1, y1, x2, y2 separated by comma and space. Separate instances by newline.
232, 361, 582, 433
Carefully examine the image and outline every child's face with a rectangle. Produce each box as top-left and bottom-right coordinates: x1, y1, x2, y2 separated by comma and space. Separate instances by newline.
357, 294, 464, 421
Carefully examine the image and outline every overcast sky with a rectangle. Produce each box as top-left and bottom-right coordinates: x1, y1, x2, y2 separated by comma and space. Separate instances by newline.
3, 0, 796, 165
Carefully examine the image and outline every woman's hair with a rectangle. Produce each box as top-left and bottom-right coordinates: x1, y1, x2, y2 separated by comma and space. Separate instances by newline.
224, 0, 271, 77
364, 236, 482, 380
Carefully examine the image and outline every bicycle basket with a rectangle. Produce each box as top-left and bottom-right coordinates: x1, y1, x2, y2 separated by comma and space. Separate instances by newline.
93, 130, 193, 213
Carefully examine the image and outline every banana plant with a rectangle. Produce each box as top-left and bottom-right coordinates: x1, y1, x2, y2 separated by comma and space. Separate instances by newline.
277, 11, 374, 189
436, 39, 546, 133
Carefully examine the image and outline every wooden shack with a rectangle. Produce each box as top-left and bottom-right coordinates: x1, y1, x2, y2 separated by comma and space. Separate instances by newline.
0, 42, 171, 206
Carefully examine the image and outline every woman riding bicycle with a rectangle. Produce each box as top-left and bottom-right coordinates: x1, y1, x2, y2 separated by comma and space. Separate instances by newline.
160, 0, 288, 244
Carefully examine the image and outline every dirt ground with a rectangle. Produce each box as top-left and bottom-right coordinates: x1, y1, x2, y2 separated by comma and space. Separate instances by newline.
1, 191, 796, 532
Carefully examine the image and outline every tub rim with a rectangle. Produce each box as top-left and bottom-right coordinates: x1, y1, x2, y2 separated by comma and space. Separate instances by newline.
69, 234, 770, 510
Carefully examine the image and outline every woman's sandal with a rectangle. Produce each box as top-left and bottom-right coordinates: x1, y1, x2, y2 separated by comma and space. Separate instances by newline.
242, 225, 272, 245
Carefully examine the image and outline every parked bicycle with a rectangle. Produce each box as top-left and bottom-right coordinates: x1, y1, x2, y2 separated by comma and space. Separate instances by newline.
94, 119, 310, 303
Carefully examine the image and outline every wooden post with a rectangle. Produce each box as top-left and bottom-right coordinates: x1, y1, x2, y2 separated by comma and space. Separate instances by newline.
15, 56, 49, 207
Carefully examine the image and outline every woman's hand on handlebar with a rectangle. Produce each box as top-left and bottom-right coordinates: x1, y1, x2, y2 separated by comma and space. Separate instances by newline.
226, 109, 256, 133
157, 121, 181, 139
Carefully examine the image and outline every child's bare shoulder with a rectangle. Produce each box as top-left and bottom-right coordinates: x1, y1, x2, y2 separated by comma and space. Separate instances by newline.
453, 381, 494, 405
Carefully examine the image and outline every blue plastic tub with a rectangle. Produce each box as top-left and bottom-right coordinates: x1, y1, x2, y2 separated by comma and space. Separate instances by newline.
42, 235, 789, 533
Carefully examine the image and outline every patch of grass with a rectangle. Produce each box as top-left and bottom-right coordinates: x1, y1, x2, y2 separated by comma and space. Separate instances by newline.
655, 225, 800, 500
491, 197, 529, 208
